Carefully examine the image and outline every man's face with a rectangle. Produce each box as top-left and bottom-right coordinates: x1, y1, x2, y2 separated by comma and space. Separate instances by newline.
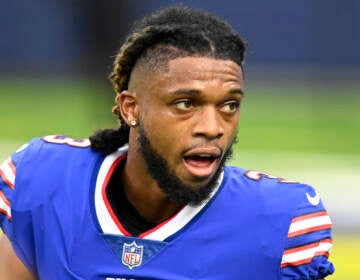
134, 56, 244, 204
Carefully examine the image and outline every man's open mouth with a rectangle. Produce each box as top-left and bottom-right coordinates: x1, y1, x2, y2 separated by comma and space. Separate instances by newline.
183, 148, 221, 178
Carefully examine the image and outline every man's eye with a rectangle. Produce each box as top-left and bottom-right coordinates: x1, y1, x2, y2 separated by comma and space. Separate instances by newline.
220, 101, 240, 113
174, 100, 193, 110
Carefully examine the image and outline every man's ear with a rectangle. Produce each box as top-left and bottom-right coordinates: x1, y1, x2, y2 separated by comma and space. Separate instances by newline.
117, 90, 138, 126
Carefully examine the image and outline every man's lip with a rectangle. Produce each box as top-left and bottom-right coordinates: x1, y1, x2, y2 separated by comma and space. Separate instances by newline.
183, 147, 222, 158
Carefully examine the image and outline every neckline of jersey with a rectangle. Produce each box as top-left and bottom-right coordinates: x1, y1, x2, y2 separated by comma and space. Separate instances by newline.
93, 146, 224, 241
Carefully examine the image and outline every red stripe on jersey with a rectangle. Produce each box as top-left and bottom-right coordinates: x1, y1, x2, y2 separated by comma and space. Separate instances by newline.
291, 211, 328, 223
284, 238, 332, 254
0, 169, 13, 189
288, 211, 332, 238
281, 238, 332, 268
0, 190, 11, 207
101, 154, 131, 236
281, 251, 329, 268
7, 158, 16, 175
288, 224, 332, 238
0, 190, 11, 220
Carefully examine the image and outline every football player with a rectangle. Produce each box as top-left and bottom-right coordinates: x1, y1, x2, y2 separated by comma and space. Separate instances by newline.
0, 5, 334, 279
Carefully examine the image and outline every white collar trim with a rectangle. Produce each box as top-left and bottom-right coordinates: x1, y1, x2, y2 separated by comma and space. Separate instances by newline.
94, 146, 224, 241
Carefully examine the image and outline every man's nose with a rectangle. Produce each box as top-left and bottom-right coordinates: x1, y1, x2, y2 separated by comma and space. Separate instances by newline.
192, 106, 224, 139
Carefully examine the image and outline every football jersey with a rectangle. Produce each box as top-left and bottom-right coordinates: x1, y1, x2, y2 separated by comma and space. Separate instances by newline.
0, 135, 335, 279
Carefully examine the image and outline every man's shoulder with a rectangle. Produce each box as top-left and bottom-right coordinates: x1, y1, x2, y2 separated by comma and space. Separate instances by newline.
18, 135, 95, 163
223, 166, 320, 212
3, 135, 101, 210
38, 134, 92, 154
224, 165, 309, 191
15, 134, 101, 177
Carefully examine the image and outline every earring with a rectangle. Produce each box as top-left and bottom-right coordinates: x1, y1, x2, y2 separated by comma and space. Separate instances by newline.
130, 120, 137, 127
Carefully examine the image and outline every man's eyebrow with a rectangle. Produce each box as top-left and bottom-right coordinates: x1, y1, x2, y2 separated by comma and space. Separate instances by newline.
170, 89, 202, 95
170, 88, 245, 96
228, 88, 245, 96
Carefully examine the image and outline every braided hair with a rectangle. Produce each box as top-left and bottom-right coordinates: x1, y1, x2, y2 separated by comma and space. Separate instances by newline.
90, 5, 247, 155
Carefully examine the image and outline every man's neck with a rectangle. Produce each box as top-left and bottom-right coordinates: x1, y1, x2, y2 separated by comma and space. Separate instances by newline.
120, 150, 183, 224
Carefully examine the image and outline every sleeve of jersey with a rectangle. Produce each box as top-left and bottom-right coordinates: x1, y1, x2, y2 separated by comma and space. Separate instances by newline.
0, 142, 37, 274
280, 185, 335, 279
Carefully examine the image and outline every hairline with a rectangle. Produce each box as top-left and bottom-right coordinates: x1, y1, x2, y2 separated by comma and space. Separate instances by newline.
128, 45, 244, 91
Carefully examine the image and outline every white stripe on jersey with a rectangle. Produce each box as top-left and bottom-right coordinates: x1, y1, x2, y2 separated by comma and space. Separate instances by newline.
0, 191, 11, 220
15, 143, 29, 153
95, 146, 128, 235
94, 145, 224, 241
281, 239, 332, 267
0, 158, 16, 189
288, 211, 332, 237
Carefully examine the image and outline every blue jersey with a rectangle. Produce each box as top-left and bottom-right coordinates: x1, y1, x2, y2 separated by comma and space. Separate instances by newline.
0, 135, 334, 279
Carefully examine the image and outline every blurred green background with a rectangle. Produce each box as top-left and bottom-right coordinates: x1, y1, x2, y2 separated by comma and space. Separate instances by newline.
0, 79, 359, 279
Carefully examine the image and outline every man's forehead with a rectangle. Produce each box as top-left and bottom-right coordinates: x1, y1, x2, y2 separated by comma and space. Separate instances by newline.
167, 56, 243, 76
129, 56, 243, 94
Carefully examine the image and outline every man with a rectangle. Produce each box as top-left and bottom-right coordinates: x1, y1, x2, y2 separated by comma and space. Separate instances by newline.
0, 5, 334, 279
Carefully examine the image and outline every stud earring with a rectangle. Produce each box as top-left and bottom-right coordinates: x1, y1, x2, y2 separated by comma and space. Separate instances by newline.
130, 120, 137, 127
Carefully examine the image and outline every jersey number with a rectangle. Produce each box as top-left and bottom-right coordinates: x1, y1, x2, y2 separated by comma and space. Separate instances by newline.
245, 170, 297, 184
42, 135, 90, 148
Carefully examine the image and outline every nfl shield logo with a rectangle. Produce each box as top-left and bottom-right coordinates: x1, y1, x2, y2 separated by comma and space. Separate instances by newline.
122, 241, 144, 269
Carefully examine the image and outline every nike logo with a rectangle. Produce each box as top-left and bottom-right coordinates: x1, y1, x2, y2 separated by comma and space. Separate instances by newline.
306, 190, 320, 206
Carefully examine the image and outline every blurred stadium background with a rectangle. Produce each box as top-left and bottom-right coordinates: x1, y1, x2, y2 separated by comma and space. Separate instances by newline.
0, 0, 359, 278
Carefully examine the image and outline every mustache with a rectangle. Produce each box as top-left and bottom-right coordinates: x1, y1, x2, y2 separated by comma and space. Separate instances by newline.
181, 143, 223, 157
181, 134, 238, 159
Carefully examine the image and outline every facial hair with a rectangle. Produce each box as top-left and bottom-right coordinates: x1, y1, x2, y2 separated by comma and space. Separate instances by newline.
137, 124, 234, 206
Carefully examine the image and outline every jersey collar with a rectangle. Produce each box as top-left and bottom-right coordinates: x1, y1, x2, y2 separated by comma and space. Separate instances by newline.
94, 146, 224, 241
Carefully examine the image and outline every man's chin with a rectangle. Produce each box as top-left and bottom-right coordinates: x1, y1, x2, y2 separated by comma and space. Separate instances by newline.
180, 173, 218, 189
137, 124, 230, 206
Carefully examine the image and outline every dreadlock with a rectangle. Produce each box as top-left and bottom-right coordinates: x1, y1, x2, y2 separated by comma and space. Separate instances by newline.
90, 5, 247, 155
